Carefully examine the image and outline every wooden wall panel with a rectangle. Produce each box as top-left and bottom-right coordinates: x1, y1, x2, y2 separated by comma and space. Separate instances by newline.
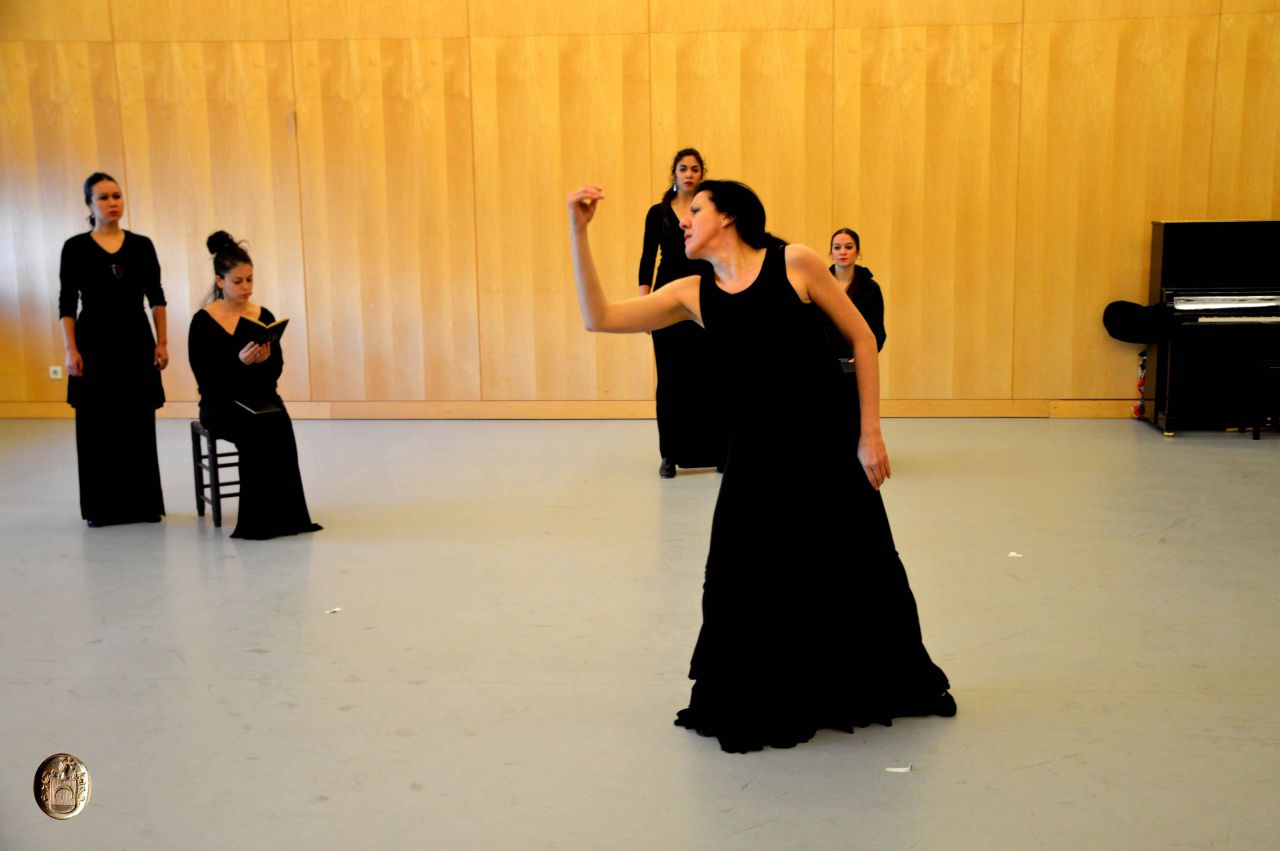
469, 0, 648, 36
649, 0, 832, 32
294, 39, 480, 401
0, 42, 125, 403
1224, 0, 1280, 11
289, 0, 467, 40
116, 41, 310, 402
110, 0, 291, 42
1025, 0, 1221, 22
1209, 13, 1280, 217
834, 25, 1021, 400
1014, 17, 1218, 400
651, 30, 833, 260
835, 1, 1022, 28
470, 35, 653, 400
0, 0, 112, 41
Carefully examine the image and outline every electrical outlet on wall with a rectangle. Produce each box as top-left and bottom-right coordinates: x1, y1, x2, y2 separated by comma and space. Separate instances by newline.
49, 366, 63, 380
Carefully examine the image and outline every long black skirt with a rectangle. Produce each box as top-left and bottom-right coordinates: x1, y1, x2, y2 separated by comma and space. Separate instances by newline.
652, 320, 727, 468
674, 385, 948, 753
74, 404, 165, 525
200, 402, 321, 541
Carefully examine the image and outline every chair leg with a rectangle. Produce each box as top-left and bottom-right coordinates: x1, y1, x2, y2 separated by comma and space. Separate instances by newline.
208, 434, 222, 528
191, 422, 207, 517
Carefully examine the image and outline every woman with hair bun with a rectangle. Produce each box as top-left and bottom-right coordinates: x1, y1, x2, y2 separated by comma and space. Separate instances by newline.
58, 172, 168, 527
637, 147, 727, 478
187, 231, 321, 540
567, 179, 952, 753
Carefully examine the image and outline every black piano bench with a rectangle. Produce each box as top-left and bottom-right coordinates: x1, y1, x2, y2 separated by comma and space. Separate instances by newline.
190, 421, 240, 527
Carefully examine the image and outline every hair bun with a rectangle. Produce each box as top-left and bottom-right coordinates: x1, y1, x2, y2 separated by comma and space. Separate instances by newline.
206, 230, 236, 255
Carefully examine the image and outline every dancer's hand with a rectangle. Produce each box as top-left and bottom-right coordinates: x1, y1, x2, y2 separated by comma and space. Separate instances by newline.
239, 342, 261, 364
66, 348, 84, 377
566, 185, 605, 230
154, 342, 169, 370
858, 431, 891, 490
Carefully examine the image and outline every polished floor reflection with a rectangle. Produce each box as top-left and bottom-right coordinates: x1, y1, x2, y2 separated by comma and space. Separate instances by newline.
1, 418, 1277, 848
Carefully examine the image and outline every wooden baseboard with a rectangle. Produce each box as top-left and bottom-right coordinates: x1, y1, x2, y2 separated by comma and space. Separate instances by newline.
1, 399, 1140, 420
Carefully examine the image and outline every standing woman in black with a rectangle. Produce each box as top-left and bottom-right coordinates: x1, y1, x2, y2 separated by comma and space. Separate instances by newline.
638, 148, 727, 477
187, 232, 321, 540
59, 172, 168, 527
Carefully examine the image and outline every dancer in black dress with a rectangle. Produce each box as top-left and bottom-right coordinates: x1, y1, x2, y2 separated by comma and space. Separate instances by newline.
638, 148, 726, 477
187, 232, 321, 541
59, 172, 168, 527
567, 180, 953, 753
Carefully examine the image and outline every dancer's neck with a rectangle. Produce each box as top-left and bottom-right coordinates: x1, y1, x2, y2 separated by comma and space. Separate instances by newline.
707, 239, 766, 291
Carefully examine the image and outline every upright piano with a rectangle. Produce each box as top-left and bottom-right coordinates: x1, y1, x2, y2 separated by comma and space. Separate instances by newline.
1144, 220, 1280, 435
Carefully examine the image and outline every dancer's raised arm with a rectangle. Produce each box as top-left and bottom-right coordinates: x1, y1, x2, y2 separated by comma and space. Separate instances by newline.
567, 185, 699, 333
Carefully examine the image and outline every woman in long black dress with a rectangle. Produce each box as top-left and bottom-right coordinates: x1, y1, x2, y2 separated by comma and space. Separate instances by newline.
638, 148, 726, 477
187, 232, 321, 541
59, 172, 168, 527
567, 180, 952, 753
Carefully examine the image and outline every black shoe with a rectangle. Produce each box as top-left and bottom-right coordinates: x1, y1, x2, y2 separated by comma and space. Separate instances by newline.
659, 459, 676, 478
716, 462, 726, 473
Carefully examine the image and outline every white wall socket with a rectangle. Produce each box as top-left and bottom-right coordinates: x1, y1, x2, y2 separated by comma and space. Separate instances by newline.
49, 366, 63, 379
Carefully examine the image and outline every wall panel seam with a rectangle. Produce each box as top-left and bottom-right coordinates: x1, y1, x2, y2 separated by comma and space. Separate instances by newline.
283, 3, 315, 401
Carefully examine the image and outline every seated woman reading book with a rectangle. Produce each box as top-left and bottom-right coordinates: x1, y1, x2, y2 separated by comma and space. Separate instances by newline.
187, 231, 322, 540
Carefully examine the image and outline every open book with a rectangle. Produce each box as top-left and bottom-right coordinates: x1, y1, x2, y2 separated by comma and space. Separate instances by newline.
242, 316, 289, 345
235, 399, 283, 415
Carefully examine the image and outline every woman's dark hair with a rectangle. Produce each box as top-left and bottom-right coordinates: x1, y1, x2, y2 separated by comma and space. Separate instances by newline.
693, 180, 783, 250
83, 171, 118, 226
661, 147, 706, 205
830, 227, 860, 253
204, 231, 253, 303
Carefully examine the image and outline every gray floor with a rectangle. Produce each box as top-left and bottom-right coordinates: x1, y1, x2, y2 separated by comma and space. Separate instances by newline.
1, 417, 1277, 849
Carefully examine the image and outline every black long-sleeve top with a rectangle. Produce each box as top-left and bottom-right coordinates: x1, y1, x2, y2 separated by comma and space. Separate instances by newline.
188, 307, 285, 410
58, 230, 166, 408
825, 264, 886, 357
59, 230, 166, 320
638, 201, 711, 290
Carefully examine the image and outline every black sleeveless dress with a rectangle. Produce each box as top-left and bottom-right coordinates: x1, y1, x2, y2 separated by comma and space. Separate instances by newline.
675, 244, 950, 753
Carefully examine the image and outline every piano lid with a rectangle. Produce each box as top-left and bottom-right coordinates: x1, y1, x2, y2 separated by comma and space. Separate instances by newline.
1151, 220, 1280, 299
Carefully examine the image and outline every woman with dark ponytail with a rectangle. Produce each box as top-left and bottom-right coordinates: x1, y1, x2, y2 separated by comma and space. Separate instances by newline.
637, 148, 727, 477
567, 179, 953, 753
187, 231, 321, 540
58, 172, 168, 526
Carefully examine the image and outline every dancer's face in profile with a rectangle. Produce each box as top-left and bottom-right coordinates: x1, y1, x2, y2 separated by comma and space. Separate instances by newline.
88, 180, 123, 226
216, 263, 254, 304
674, 155, 703, 193
681, 190, 720, 259
831, 234, 858, 269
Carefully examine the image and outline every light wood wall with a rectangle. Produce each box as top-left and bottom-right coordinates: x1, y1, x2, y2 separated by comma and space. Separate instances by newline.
2, 0, 1279, 418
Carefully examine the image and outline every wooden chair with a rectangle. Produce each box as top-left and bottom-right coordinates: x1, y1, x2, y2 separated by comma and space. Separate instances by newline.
190, 421, 239, 527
